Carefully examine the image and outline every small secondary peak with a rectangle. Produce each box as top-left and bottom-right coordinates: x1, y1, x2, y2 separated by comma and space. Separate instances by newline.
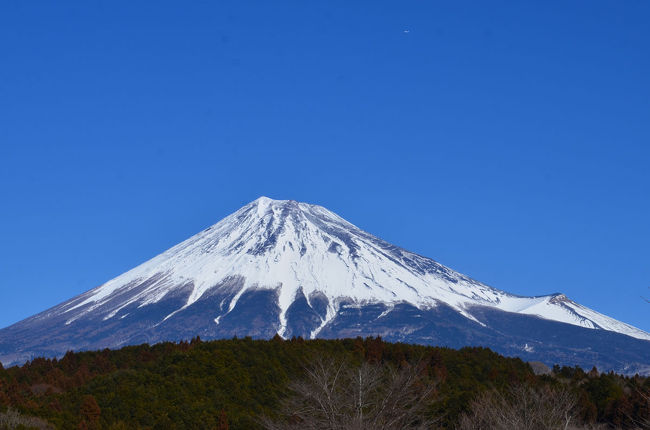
549, 294, 570, 304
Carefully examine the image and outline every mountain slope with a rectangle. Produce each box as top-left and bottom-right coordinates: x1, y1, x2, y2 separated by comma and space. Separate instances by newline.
1, 197, 649, 373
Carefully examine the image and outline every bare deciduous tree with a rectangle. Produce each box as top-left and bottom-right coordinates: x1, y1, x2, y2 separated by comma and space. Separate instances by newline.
458, 384, 578, 430
262, 357, 439, 430
0, 407, 53, 430
629, 389, 650, 429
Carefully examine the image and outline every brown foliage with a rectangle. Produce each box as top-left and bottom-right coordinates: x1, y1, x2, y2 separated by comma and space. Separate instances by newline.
218, 409, 229, 430
79, 394, 101, 430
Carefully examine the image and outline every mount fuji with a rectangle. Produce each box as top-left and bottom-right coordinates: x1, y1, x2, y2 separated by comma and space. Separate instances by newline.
1, 197, 649, 373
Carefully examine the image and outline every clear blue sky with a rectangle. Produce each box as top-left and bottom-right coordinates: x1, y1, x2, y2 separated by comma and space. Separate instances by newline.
1, 1, 649, 332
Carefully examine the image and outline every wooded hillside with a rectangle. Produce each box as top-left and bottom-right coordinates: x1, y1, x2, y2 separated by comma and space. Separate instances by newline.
0, 337, 648, 429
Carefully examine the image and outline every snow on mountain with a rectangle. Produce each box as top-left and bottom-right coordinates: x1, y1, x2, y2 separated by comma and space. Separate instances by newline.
57, 197, 650, 341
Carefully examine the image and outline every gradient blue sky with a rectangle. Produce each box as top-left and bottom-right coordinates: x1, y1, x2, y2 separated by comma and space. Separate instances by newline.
1, 1, 649, 332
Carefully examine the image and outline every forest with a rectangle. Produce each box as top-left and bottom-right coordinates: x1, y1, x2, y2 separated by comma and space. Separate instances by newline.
0, 336, 648, 429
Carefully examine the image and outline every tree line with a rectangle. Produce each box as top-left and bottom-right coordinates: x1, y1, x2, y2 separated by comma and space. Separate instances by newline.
0, 336, 648, 429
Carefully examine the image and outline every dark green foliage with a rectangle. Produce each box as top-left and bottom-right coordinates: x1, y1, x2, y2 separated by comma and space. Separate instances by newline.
0, 337, 647, 429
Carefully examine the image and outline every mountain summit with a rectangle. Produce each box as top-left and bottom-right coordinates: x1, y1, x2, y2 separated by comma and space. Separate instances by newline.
1, 197, 649, 373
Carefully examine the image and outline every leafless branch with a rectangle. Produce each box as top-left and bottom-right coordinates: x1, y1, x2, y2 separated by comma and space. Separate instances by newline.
457, 384, 578, 430
261, 357, 439, 430
0, 408, 53, 429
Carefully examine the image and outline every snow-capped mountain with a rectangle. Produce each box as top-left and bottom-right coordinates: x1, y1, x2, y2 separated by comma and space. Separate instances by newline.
1, 197, 649, 373
50, 197, 650, 340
